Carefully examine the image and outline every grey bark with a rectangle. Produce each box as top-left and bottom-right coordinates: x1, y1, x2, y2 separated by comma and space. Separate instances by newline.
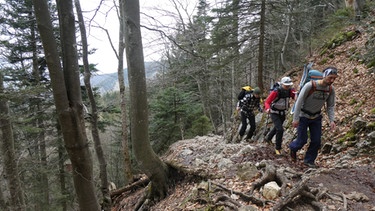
74, 0, 112, 210
32, 0, 100, 210
257, 0, 266, 91
119, 0, 133, 186
124, 0, 169, 199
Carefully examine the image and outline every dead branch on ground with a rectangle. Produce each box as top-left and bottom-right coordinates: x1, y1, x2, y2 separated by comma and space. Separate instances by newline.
272, 178, 325, 210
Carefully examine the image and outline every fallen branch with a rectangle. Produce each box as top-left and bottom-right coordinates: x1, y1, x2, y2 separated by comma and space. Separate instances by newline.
342, 192, 348, 211
110, 176, 150, 198
211, 181, 265, 206
272, 177, 327, 211
215, 194, 242, 207
272, 178, 308, 210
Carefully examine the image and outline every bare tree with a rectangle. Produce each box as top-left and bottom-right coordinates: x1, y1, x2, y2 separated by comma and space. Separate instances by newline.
74, 0, 112, 210
124, 0, 169, 201
257, 0, 266, 91
32, 0, 100, 210
117, 0, 134, 186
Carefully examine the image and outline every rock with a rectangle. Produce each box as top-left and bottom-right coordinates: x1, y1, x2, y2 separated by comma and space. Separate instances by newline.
368, 131, 375, 144
346, 191, 370, 202
237, 162, 259, 181
321, 142, 333, 154
353, 117, 366, 132
262, 181, 281, 200
239, 205, 258, 211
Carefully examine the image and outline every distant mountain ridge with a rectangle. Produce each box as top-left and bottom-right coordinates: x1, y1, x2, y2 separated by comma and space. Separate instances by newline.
87, 61, 162, 94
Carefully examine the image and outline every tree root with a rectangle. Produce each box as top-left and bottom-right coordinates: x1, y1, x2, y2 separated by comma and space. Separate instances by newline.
249, 163, 292, 196
272, 178, 326, 211
211, 181, 265, 206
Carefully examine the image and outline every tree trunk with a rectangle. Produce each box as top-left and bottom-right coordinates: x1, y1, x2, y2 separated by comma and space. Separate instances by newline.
119, 0, 134, 186
37, 107, 49, 210
0, 184, 6, 210
31, 15, 50, 209
33, 0, 100, 210
57, 122, 69, 211
74, 1, 112, 210
257, 0, 266, 91
123, 0, 169, 200
280, 6, 291, 71
0, 73, 26, 211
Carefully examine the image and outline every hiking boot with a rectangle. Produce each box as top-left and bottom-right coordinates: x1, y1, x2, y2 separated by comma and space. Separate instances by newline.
290, 150, 297, 162
304, 162, 317, 168
236, 135, 243, 143
264, 138, 272, 144
275, 149, 281, 155
245, 138, 253, 143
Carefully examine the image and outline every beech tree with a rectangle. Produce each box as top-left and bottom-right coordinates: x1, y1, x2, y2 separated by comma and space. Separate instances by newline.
118, 0, 133, 186
74, 0, 111, 210
32, 0, 100, 210
123, 0, 169, 200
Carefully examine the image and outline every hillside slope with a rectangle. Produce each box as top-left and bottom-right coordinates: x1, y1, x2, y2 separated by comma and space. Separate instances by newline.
110, 19, 375, 211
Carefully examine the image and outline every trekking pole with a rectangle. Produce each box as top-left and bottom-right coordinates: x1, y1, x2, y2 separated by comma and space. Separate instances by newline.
262, 113, 270, 139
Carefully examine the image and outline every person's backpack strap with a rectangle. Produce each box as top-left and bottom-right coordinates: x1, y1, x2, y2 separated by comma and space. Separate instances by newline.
307, 80, 332, 98
271, 87, 291, 112
307, 81, 317, 97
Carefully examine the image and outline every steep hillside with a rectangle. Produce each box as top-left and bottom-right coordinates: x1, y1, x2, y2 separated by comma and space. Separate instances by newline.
110, 18, 375, 211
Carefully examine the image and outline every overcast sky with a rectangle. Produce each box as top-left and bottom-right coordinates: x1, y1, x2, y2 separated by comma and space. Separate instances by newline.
80, 0, 198, 75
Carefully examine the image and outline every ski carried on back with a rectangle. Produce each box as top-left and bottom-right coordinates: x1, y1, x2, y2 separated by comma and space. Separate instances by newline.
290, 62, 319, 114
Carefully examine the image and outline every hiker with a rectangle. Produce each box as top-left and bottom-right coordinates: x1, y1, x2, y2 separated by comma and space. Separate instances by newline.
289, 67, 337, 168
236, 87, 262, 142
264, 77, 296, 155
237, 85, 252, 101
235, 85, 253, 117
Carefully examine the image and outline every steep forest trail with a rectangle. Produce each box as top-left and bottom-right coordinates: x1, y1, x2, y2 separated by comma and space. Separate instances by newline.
111, 21, 375, 211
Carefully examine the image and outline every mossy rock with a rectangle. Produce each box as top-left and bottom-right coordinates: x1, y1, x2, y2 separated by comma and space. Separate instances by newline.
324, 30, 359, 49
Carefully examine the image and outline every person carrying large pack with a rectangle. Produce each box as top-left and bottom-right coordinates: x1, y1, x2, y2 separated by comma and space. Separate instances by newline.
264, 76, 296, 155
236, 87, 262, 142
289, 67, 338, 168
237, 85, 252, 101
291, 62, 332, 114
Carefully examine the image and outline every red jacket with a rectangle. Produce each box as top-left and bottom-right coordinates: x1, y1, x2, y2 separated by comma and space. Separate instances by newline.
264, 88, 296, 111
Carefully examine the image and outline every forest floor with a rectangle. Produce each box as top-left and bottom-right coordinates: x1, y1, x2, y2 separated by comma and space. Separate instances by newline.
111, 15, 375, 211
111, 136, 374, 211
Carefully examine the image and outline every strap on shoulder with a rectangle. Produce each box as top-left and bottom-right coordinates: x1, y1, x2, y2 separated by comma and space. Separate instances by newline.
307, 80, 316, 97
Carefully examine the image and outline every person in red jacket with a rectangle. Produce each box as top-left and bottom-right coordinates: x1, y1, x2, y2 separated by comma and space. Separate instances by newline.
264, 77, 296, 155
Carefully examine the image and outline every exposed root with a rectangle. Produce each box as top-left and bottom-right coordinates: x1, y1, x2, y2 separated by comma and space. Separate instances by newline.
272, 178, 326, 210
211, 181, 265, 206
249, 163, 292, 196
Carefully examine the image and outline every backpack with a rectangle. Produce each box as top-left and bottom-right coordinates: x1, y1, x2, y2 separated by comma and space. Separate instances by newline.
300, 68, 332, 97
270, 82, 280, 92
237, 85, 253, 100
291, 63, 332, 114
270, 86, 292, 111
